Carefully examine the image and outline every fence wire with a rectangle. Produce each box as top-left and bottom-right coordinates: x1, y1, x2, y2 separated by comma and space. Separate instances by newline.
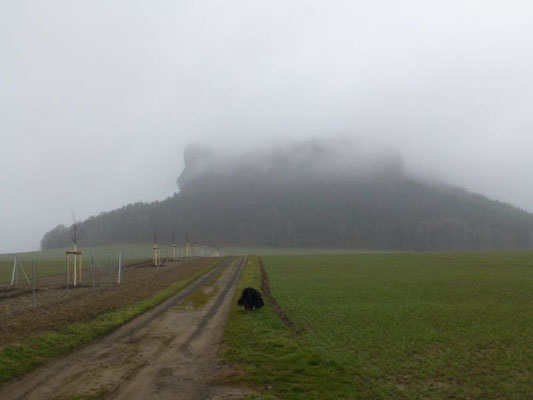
0, 244, 220, 317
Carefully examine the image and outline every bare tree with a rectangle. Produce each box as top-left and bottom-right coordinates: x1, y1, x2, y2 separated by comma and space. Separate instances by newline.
68, 208, 83, 249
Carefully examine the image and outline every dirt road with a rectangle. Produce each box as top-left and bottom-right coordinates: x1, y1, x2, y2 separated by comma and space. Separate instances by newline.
0, 256, 250, 400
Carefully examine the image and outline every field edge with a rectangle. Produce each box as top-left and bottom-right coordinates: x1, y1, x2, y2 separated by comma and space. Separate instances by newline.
221, 255, 351, 400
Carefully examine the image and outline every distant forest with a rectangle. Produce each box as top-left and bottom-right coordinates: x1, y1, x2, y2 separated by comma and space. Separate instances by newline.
41, 139, 533, 251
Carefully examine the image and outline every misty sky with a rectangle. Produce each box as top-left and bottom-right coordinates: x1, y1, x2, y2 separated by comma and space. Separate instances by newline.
1, 1, 533, 253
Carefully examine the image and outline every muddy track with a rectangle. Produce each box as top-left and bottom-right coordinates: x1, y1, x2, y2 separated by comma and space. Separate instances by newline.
0, 256, 250, 400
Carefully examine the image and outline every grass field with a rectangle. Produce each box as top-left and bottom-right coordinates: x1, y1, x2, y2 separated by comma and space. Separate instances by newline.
223, 246, 373, 256
226, 252, 533, 399
0, 243, 161, 262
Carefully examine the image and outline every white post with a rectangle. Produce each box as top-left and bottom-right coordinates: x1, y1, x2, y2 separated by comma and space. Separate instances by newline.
66, 256, 70, 295
31, 260, 36, 309
118, 251, 122, 284
10, 256, 17, 285
73, 244, 77, 287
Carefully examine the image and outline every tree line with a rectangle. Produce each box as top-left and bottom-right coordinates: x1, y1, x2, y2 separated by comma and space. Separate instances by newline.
41, 171, 533, 251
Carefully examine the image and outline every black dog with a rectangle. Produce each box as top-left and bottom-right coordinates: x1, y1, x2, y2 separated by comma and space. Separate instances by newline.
238, 287, 264, 311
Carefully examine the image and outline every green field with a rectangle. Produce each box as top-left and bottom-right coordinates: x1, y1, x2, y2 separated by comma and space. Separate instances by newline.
223, 246, 374, 256
226, 252, 533, 399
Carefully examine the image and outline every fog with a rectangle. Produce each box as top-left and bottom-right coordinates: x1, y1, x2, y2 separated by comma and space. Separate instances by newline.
1, 1, 533, 253
177, 138, 406, 193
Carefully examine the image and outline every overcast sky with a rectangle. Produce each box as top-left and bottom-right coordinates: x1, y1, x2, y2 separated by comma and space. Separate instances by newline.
1, 1, 533, 253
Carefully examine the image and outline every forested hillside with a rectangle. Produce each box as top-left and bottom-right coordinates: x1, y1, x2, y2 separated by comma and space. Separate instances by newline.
41, 139, 533, 251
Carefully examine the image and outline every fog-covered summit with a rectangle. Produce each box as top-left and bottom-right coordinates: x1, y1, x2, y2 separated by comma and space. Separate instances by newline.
177, 138, 405, 191
41, 138, 533, 251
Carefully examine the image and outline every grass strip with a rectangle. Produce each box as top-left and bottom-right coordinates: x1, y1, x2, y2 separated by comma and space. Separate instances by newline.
223, 255, 352, 400
179, 268, 225, 310
0, 258, 223, 384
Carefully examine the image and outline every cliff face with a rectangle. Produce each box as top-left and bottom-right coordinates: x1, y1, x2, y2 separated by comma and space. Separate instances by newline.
42, 139, 533, 251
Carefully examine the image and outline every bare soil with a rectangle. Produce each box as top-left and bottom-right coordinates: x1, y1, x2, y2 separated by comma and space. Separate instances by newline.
0, 258, 215, 345
0, 256, 253, 400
